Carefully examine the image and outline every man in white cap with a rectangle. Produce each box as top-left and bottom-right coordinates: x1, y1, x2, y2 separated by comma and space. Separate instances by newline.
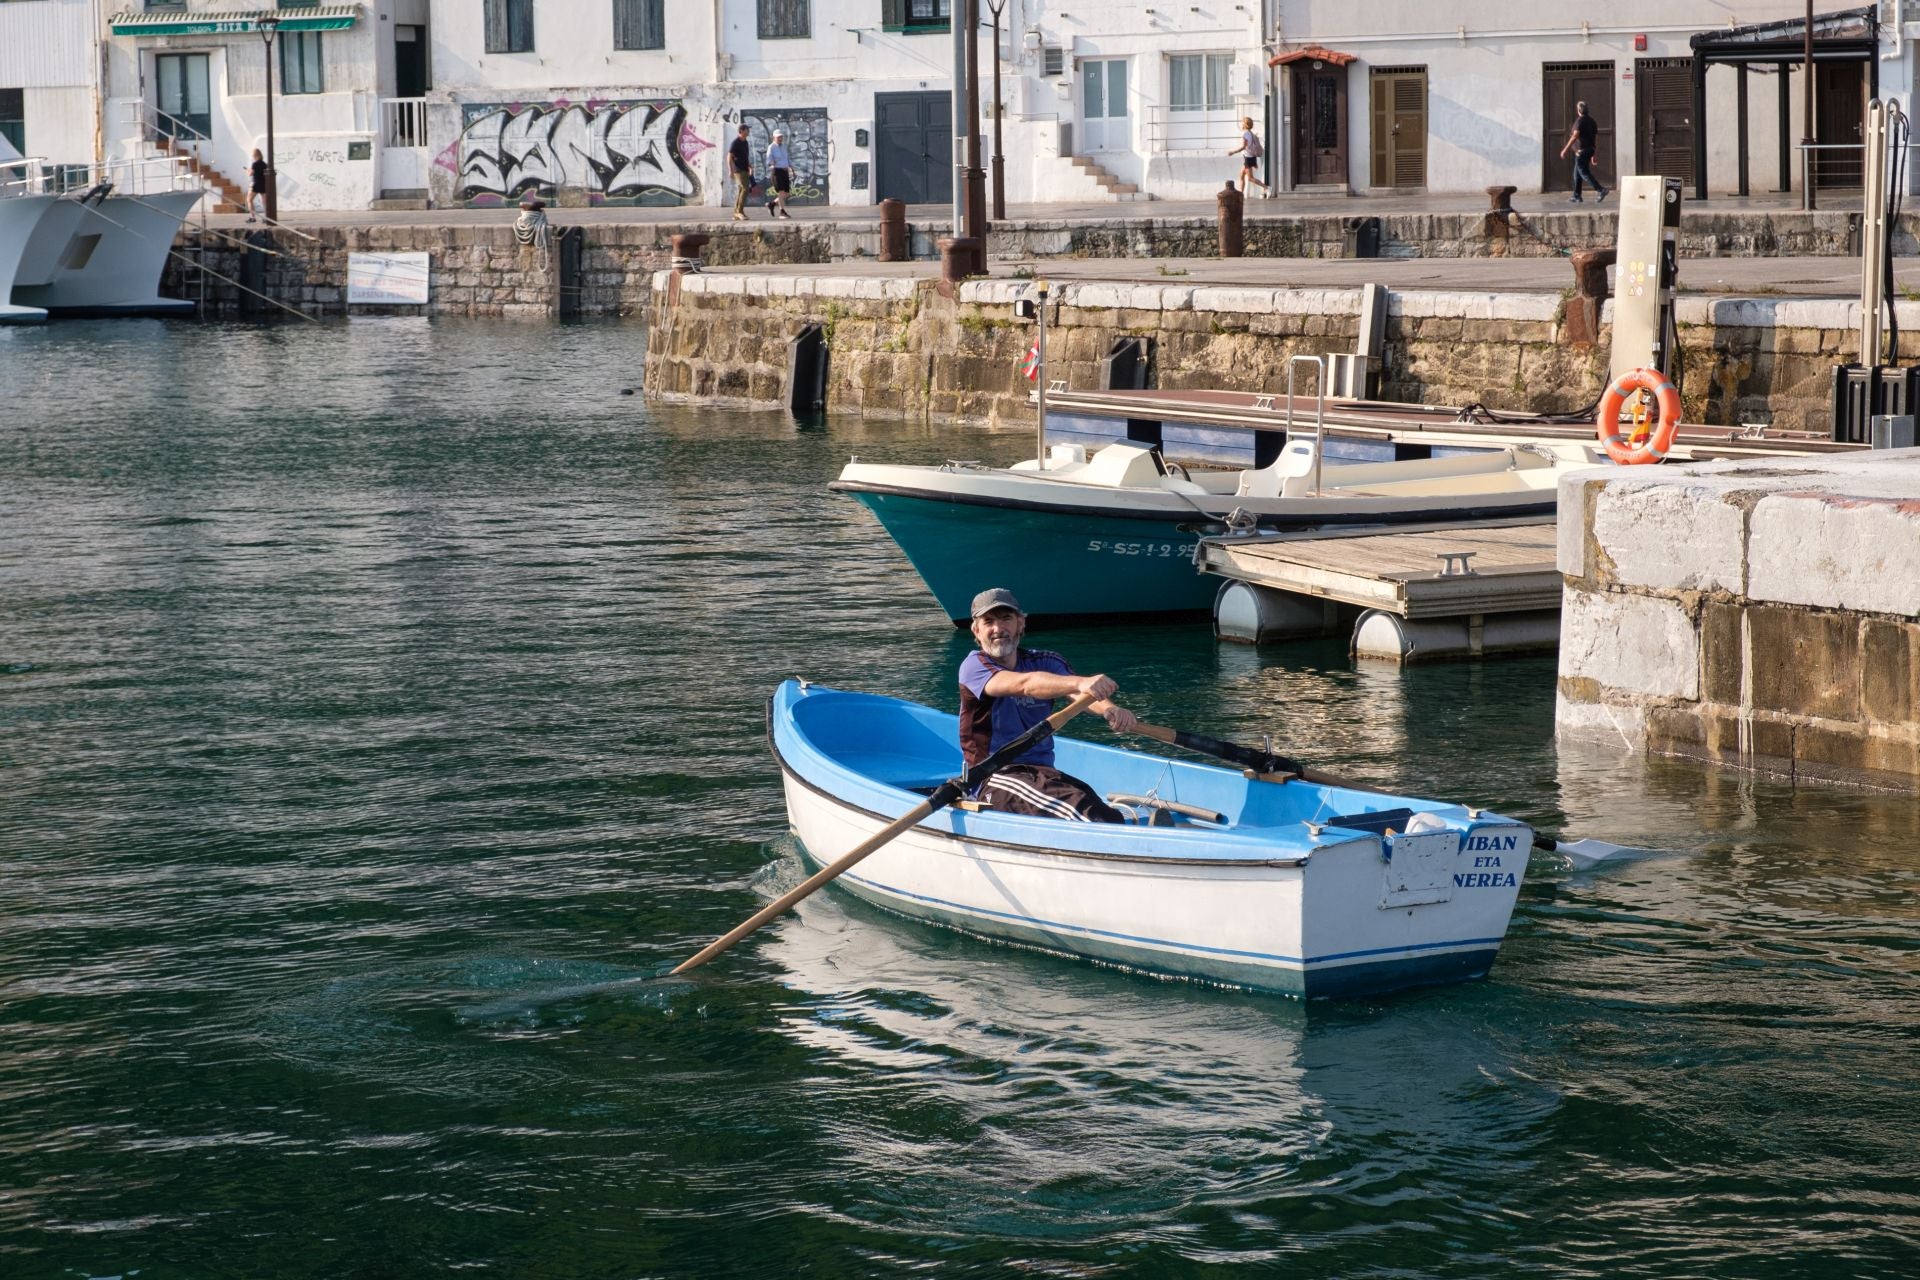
958, 588, 1137, 822
765, 129, 793, 219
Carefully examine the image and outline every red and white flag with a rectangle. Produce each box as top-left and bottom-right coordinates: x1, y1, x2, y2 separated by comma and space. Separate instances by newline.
1019, 341, 1041, 381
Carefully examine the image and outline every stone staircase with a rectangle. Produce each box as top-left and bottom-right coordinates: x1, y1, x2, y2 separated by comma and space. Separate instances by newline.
1059, 155, 1150, 202
154, 136, 249, 213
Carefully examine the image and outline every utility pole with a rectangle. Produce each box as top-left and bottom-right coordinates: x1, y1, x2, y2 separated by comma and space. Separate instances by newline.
963, 0, 987, 248
1802, 0, 1815, 212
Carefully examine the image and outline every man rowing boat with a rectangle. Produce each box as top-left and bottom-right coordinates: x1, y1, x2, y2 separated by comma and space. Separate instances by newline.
958, 588, 1138, 822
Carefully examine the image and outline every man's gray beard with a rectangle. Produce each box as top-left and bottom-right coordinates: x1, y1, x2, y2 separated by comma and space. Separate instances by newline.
982, 638, 1018, 662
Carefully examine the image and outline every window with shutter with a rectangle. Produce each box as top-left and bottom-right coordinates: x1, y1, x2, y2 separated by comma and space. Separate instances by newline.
614, 0, 665, 50
485, 0, 534, 53
758, 0, 810, 39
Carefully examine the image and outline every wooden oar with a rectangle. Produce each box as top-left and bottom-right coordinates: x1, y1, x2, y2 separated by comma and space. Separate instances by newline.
1130, 720, 1645, 864
672, 692, 1100, 975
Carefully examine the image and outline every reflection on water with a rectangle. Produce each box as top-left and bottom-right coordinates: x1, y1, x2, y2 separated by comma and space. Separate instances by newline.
0, 318, 1915, 1277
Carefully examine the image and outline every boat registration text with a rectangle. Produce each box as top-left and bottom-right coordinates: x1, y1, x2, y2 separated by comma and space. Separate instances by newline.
1084, 540, 1197, 560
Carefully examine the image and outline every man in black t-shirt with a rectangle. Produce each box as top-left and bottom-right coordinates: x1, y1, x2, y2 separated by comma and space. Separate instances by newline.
1558, 101, 1608, 204
728, 125, 753, 221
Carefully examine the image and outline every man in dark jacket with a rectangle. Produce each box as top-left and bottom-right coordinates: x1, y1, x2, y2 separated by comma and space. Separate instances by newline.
728, 124, 753, 221
1559, 101, 1608, 204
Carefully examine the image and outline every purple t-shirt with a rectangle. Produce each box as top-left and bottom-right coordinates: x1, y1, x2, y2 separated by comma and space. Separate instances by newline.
958, 648, 1073, 771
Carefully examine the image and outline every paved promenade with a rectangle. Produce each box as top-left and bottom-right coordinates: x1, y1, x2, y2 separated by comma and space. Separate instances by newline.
223, 187, 1824, 232
669, 253, 1920, 300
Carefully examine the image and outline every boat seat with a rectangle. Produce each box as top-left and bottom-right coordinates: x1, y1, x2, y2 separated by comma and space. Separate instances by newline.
1236, 438, 1318, 498
1323, 807, 1416, 836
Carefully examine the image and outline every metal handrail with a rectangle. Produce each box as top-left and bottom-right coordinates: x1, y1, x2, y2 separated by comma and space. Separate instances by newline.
1144, 105, 1244, 153
1285, 354, 1328, 497
1, 155, 50, 197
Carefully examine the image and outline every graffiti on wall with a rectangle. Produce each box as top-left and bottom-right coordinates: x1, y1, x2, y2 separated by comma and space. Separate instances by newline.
447, 100, 707, 206
740, 107, 829, 206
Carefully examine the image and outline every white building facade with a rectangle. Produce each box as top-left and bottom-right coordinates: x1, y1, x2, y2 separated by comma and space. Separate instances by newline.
8, 2, 1916, 210
0, 0, 102, 187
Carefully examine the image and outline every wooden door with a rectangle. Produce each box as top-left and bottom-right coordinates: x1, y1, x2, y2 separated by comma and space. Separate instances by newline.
874, 91, 952, 205
1292, 65, 1348, 186
1369, 68, 1426, 189
1635, 59, 1695, 182
1815, 61, 1865, 187
1542, 62, 1614, 192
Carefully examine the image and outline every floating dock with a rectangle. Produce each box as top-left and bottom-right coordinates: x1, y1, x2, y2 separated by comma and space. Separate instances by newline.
1198, 516, 1561, 663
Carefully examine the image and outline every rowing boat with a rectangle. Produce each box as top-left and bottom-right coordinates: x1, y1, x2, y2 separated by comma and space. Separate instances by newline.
770, 679, 1533, 999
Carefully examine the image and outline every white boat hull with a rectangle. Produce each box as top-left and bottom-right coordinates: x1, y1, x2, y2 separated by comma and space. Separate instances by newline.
779, 768, 1529, 1000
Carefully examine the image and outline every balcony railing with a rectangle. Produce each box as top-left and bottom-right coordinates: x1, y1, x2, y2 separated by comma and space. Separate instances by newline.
1145, 107, 1243, 154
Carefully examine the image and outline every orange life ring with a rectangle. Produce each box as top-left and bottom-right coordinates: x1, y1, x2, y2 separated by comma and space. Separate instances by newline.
1596, 367, 1682, 465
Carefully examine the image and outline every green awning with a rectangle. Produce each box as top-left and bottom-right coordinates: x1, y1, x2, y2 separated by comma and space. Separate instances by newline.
109, 6, 360, 37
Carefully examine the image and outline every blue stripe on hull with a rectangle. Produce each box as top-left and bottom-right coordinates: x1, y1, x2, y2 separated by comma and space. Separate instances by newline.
816, 858, 1502, 1001
850, 490, 1219, 622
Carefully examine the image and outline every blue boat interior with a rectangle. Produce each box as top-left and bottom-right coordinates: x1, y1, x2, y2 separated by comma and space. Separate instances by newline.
776, 681, 1480, 856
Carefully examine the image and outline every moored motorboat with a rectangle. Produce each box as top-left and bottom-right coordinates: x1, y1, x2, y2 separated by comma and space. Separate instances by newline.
770, 679, 1533, 1000
831, 437, 1604, 624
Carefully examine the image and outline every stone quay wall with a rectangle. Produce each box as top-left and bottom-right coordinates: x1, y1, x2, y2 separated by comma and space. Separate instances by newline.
164, 202, 1910, 320
1556, 451, 1920, 791
644, 270, 1920, 431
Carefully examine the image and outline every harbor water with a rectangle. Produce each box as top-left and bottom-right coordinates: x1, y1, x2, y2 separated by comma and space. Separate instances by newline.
2, 319, 1916, 1278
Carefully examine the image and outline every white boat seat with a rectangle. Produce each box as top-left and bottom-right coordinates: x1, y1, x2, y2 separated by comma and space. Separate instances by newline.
1237, 438, 1319, 498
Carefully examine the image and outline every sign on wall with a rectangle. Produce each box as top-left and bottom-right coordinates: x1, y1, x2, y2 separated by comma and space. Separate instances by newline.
347, 252, 431, 305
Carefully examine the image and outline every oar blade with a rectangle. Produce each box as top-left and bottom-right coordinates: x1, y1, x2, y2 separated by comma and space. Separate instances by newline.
1556, 837, 1645, 867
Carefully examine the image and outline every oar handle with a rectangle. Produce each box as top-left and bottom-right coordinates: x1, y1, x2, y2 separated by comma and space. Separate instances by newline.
673, 691, 1098, 976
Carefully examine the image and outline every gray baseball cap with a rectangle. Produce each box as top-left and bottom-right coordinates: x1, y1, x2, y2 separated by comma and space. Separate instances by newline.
970, 588, 1023, 619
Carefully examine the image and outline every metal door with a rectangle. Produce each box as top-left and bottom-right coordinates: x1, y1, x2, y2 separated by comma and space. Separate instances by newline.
154, 53, 211, 141
1542, 62, 1614, 192
873, 90, 952, 205
1080, 58, 1130, 152
1292, 64, 1347, 186
1634, 59, 1694, 182
1814, 61, 1865, 187
1369, 68, 1425, 188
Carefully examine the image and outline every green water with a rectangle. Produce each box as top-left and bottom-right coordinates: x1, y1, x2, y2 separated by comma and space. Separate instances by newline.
1, 318, 1915, 1278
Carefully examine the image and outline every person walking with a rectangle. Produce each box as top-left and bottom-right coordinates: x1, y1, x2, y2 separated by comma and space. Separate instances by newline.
765, 129, 793, 219
246, 148, 268, 223
1229, 117, 1268, 197
728, 124, 753, 221
1559, 101, 1608, 204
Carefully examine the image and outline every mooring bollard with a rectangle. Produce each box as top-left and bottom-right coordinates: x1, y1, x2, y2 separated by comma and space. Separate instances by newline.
1564, 247, 1617, 349
1483, 184, 1518, 247
1217, 182, 1244, 258
670, 232, 709, 274
878, 198, 907, 262
939, 235, 982, 290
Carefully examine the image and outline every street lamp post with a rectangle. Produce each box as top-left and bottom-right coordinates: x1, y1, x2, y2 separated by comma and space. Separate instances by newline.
258, 15, 280, 223
987, 0, 1006, 221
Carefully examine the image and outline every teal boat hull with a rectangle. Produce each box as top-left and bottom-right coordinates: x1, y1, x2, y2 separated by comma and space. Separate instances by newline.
847, 489, 1220, 624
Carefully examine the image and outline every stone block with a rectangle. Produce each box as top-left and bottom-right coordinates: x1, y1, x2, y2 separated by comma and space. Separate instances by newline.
1744, 605, 1860, 720
1748, 489, 1920, 616
1589, 477, 1747, 593
1861, 617, 1918, 725
1699, 600, 1746, 706
1553, 690, 1648, 749
1558, 586, 1700, 700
